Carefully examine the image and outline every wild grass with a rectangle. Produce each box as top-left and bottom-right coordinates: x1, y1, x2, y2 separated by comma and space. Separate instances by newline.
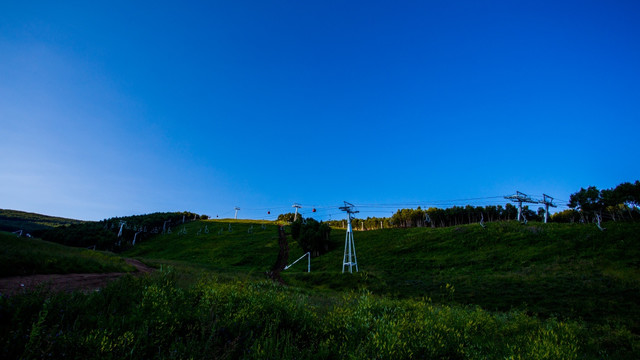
285, 221, 640, 332
124, 220, 640, 332
3, 269, 627, 359
124, 220, 286, 274
0, 232, 134, 276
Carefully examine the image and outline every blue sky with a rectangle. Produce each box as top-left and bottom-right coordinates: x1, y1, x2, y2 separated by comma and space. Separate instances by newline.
1, 1, 639, 221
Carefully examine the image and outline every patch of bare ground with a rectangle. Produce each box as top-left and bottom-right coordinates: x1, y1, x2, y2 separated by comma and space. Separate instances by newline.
0, 258, 154, 296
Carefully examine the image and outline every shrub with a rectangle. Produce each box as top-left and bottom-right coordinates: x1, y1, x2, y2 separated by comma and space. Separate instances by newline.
0, 273, 607, 359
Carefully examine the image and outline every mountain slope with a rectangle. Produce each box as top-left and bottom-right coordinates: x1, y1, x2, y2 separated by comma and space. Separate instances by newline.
0, 231, 134, 277
0, 209, 84, 233
125, 219, 640, 332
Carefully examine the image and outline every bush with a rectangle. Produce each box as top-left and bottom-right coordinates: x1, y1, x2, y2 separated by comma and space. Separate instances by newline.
291, 218, 332, 257
0, 271, 621, 359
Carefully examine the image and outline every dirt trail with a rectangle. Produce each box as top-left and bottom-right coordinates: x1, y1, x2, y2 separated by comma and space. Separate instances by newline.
0, 259, 154, 296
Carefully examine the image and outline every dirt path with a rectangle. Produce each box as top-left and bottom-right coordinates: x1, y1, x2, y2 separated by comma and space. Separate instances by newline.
0, 259, 154, 296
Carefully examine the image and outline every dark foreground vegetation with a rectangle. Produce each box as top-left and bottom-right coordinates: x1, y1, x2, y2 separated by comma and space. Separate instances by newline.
1, 268, 627, 360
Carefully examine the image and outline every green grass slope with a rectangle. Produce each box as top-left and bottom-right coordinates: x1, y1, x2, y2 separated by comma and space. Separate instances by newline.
3, 220, 640, 358
124, 220, 289, 273
0, 209, 84, 233
126, 220, 640, 333
290, 221, 640, 331
0, 270, 598, 360
0, 232, 134, 276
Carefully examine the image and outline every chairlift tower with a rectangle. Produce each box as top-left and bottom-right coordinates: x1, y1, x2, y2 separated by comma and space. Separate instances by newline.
133, 229, 143, 245
292, 203, 302, 221
539, 194, 557, 223
117, 221, 126, 247
339, 201, 359, 273
117, 221, 126, 237
234, 207, 240, 219
504, 191, 535, 223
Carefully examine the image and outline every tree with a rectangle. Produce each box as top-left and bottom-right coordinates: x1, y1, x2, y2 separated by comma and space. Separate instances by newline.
569, 186, 602, 213
551, 209, 580, 223
290, 218, 302, 240
614, 181, 640, 208
277, 212, 299, 223
504, 203, 518, 220
291, 218, 332, 257
568, 182, 640, 222
521, 206, 539, 222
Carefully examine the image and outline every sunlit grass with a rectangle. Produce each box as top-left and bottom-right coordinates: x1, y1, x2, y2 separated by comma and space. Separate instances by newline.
0, 231, 134, 276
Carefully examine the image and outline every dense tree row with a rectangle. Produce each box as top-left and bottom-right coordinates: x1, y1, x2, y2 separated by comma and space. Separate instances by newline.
33, 222, 117, 249
325, 204, 541, 230
322, 181, 639, 229
33, 211, 206, 251
567, 181, 640, 222
103, 211, 205, 232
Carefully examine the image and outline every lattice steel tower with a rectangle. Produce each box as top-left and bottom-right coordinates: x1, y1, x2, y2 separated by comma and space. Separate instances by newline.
504, 191, 535, 223
539, 194, 557, 223
339, 201, 359, 273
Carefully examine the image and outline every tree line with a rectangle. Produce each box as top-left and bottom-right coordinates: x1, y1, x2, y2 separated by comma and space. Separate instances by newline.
324, 204, 541, 230
33, 211, 207, 251
565, 181, 640, 223
319, 181, 639, 230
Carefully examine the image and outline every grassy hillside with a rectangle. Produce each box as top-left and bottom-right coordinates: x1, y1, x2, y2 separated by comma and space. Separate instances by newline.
0, 232, 134, 276
2, 219, 639, 358
125, 220, 640, 331
0, 269, 596, 360
0, 209, 84, 233
124, 220, 286, 273
289, 221, 640, 330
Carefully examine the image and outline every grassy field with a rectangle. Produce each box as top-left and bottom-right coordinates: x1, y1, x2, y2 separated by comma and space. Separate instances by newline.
0, 231, 134, 276
125, 220, 640, 330
1, 218, 638, 358
0, 209, 84, 233
0, 269, 595, 359
287, 221, 640, 330
124, 219, 283, 273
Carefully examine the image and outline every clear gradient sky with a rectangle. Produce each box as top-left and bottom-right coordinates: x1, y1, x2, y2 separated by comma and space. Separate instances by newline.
1, 1, 639, 221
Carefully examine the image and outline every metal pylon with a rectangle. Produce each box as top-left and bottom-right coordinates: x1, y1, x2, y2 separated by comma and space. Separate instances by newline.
292, 203, 302, 221
504, 191, 535, 223
340, 201, 359, 273
539, 194, 557, 223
